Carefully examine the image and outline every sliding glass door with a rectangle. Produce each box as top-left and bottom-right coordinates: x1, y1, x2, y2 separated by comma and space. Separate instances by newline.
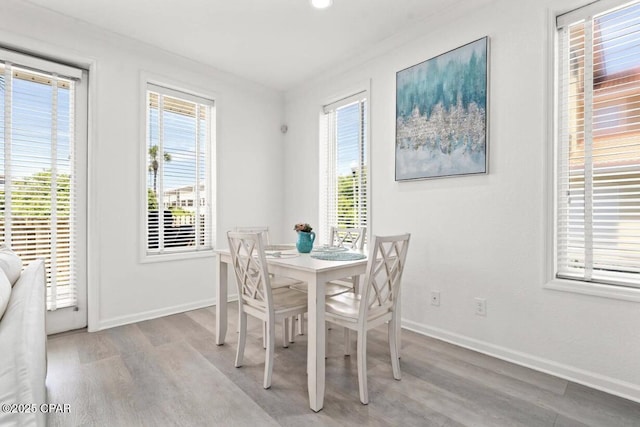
0, 49, 87, 333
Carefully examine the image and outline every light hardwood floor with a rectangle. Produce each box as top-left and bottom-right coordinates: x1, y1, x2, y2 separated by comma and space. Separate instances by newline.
46, 303, 640, 426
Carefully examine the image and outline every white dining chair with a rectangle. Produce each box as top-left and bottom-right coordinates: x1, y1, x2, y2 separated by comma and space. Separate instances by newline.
328, 226, 366, 291
234, 226, 302, 347
227, 231, 308, 389
324, 233, 410, 404
330, 226, 367, 250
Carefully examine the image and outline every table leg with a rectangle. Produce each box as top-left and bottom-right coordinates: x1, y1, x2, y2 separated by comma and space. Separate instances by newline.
216, 256, 228, 346
307, 275, 325, 412
353, 274, 361, 295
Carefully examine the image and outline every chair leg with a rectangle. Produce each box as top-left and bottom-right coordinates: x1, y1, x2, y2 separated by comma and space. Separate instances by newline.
235, 311, 247, 368
389, 315, 401, 380
288, 316, 295, 343
264, 319, 276, 389
297, 313, 304, 335
396, 302, 402, 359
343, 328, 351, 356
262, 322, 267, 349
283, 318, 289, 348
357, 330, 368, 404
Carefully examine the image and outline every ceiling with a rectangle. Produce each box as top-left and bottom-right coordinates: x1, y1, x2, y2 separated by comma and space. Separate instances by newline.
24, 0, 473, 91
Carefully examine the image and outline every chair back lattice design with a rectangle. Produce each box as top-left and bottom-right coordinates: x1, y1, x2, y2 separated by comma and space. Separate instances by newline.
330, 226, 367, 249
234, 226, 271, 245
227, 232, 273, 311
359, 234, 410, 321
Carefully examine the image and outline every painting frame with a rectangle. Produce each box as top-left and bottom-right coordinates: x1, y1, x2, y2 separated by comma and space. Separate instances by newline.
395, 37, 489, 181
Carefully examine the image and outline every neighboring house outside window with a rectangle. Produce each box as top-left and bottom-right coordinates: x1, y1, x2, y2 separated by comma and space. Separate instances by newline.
555, 1, 640, 289
319, 92, 369, 245
145, 83, 214, 257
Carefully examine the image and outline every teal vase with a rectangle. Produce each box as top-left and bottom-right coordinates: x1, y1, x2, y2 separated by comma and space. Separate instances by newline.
296, 231, 315, 253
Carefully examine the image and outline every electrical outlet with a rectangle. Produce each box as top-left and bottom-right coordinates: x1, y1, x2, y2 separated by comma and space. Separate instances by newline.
474, 298, 487, 316
431, 291, 440, 306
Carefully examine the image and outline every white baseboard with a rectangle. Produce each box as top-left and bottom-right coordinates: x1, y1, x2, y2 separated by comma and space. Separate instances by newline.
402, 319, 640, 404
98, 298, 217, 330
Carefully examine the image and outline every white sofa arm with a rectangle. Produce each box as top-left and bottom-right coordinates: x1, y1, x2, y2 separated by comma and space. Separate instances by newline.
0, 259, 47, 427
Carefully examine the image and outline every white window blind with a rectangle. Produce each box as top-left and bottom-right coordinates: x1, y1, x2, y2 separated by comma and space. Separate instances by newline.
319, 92, 368, 245
0, 53, 83, 310
146, 83, 213, 255
556, 0, 640, 288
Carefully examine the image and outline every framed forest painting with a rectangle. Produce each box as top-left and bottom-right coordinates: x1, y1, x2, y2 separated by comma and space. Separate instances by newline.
395, 37, 488, 180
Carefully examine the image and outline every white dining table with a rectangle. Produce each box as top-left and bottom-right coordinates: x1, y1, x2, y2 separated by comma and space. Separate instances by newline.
215, 247, 368, 412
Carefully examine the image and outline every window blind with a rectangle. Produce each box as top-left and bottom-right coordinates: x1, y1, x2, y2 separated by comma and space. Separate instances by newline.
146, 83, 213, 255
556, 0, 640, 288
0, 53, 82, 310
319, 92, 368, 245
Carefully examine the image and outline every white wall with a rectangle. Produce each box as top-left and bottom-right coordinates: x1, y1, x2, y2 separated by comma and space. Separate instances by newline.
0, 1, 285, 330
283, 0, 640, 402
3, 0, 638, 405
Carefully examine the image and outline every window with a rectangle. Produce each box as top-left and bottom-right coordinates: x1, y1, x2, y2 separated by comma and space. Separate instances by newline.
556, 0, 640, 288
145, 83, 213, 256
319, 92, 368, 244
0, 50, 86, 311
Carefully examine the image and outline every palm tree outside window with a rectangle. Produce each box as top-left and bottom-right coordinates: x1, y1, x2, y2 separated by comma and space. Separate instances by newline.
144, 83, 214, 255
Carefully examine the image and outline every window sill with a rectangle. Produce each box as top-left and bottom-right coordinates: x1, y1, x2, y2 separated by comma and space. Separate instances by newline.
140, 248, 215, 264
544, 278, 640, 303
